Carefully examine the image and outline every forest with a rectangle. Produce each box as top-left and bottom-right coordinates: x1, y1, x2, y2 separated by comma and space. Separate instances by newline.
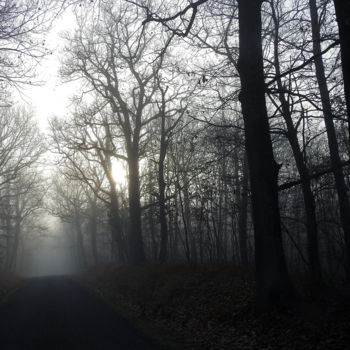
0, 0, 350, 348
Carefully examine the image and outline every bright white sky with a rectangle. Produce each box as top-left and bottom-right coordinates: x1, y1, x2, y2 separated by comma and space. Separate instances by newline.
15, 9, 78, 131
13, 8, 129, 184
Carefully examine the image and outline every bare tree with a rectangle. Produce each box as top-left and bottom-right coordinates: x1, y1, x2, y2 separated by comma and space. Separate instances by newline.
49, 173, 88, 269
2, 169, 46, 270
266, 0, 325, 288
135, 0, 296, 309
308, 0, 350, 280
333, 0, 350, 131
61, 2, 175, 263
50, 108, 129, 263
0, 106, 45, 194
0, 0, 62, 100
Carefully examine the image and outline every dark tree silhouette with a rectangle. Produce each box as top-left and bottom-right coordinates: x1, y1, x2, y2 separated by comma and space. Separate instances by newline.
333, 0, 350, 130
309, 0, 350, 281
268, 0, 325, 289
61, 4, 173, 264
237, 0, 296, 311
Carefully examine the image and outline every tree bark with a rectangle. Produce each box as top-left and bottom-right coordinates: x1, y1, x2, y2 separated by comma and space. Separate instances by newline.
309, 0, 350, 280
101, 142, 127, 264
237, 0, 296, 312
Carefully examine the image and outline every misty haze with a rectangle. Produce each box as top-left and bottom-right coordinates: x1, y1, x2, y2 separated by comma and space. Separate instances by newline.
0, 0, 350, 349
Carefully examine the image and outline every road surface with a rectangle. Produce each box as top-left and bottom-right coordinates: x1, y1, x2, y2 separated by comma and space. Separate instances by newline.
0, 276, 160, 349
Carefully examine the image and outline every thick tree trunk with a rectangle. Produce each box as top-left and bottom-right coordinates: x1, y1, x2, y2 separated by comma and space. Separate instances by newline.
127, 151, 146, 264
237, 0, 296, 312
309, 0, 350, 280
333, 0, 350, 131
103, 147, 127, 263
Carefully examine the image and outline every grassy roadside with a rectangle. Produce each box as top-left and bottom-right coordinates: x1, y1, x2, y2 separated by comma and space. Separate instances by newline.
78, 262, 350, 350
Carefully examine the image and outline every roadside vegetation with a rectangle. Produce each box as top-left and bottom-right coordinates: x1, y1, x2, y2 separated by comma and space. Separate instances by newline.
80, 263, 350, 350
0, 268, 21, 303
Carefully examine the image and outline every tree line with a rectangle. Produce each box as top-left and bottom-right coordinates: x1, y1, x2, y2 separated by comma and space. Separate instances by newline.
0, 0, 349, 312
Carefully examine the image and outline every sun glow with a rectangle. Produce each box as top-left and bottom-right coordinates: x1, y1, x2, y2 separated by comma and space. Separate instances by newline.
112, 159, 128, 185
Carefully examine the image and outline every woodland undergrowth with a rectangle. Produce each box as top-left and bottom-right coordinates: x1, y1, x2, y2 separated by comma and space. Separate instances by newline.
79, 263, 350, 350
0, 267, 21, 302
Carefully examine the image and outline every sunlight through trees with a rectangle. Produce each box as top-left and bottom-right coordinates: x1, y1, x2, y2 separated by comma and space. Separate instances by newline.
0, 0, 349, 313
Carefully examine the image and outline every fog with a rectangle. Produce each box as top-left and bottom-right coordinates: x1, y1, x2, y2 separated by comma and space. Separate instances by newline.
0, 1, 350, 349
17, 217, 78, 277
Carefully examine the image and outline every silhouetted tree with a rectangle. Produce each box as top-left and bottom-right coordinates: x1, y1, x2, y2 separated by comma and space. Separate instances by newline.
308, 0, 350, 280
333, 0, 350, 130
61, 3, 178, 264
50, 112, 128, 263
49, 174, 88, 269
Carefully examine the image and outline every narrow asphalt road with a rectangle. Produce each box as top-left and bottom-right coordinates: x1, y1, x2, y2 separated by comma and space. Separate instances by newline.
0, 276, 160, 350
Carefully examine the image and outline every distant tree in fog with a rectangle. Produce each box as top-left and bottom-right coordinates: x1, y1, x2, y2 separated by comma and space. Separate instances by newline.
49, 174, 88, 269
0, 106, 45, 270
50, 110, 129, 263
3, 169, 46, 270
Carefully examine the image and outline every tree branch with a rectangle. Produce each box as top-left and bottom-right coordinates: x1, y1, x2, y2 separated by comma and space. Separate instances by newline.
278, 159, 350, 191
